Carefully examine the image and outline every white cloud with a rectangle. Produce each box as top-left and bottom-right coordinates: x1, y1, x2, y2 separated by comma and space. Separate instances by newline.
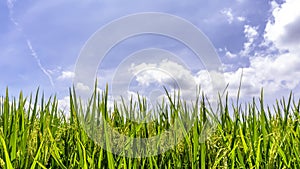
222, 52, 300, 100
57, 71, 75, 80
265, 0, 300, 53
204, 0, 300, 106
76, 82, 91, 93
224, 48, 238, 58
218, 0, 300, 101
0, 97, 4, 106
244, 25, 259, 39
270, 0, 280, 12
58, 96, 70, 112
260, 0, 300, 95
240, 25, 259, 56
124, 59, 209, 104
130, 59, 193, 89
135, 69, 170, 87
237, 16, 246, 22
221, 8, 234, 24
129, 59, 196, 92
194, 70, 214, 94
128, 59, 227, 107
221, 24, 259, 58
4, 0, 299, 108
221, 8, 246, 24
129, 63, 167, 87
6, 0, 20, 27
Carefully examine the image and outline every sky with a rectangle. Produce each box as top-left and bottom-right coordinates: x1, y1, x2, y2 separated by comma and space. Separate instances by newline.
1, 0, 300, 110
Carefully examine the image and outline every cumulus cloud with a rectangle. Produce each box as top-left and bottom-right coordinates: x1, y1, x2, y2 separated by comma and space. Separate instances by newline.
264, 0, 300, 53
57, 71, 75, 80
218, 0, 300, 102
224, 53, 300, 100
193, 54, 299, 103
126, 59, 227, 108
240, 25, 259, 56
222, 24, 258, 59
76, 82, 91, 93
261, 0, 300, 93
129, 59, 197, 99
5, 0, 299, 109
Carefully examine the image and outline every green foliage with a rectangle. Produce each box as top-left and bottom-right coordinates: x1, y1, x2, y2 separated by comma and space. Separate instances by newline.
0, 86, 299, 168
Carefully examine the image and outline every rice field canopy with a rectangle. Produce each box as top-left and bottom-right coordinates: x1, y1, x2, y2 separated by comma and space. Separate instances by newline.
0, 86, 299, 168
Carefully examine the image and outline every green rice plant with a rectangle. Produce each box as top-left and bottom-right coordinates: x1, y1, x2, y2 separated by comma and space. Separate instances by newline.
0, 85, 299, 168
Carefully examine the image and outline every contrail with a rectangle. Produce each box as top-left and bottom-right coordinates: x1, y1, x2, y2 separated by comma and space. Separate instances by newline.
7, 0, 19, 27
26, 40, 55, 86
6, 0, 55, 87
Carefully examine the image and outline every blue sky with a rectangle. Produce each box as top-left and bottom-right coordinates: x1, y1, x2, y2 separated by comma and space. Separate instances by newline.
1, 0, 300, 109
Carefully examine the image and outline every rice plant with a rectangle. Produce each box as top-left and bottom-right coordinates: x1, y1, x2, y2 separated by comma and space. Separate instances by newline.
0, 86, 299, 168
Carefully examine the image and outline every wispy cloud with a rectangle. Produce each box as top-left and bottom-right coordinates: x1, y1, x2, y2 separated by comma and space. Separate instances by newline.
26, 40, 54, 86
6, 0, 19, 27
220, 8, 246, 24
6, 0, 55, 87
